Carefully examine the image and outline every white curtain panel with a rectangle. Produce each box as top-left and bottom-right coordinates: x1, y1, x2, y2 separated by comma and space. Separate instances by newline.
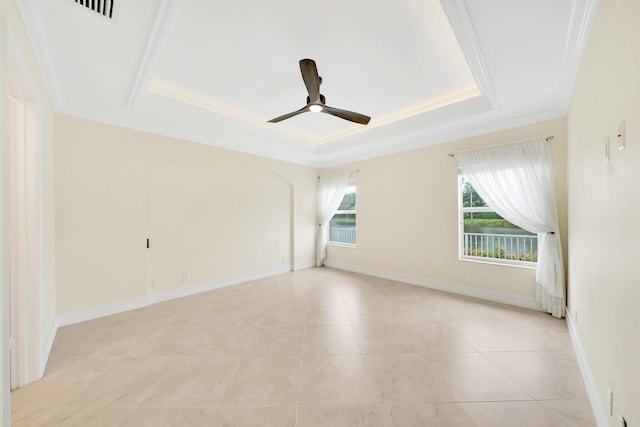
316, 171, 351, 267
455, 137, 565, 318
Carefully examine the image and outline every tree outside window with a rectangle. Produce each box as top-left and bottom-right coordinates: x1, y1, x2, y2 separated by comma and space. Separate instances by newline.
460, 177, 537, 264
329, 186, 356, 245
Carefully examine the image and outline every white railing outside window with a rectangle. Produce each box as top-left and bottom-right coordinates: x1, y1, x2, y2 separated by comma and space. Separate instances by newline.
462, 232, 537, 264
329, 210, 356, 245
460, 177, 537, 266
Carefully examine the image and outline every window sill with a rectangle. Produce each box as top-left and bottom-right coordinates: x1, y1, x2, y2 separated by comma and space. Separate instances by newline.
327, 242, 356, 249
460, 256, 536, 269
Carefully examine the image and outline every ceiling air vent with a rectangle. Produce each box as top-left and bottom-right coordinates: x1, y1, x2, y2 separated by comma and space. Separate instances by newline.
73, 0, 115, 19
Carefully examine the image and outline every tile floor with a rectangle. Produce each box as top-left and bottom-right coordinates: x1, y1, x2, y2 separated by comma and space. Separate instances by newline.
11, 267, 596, 426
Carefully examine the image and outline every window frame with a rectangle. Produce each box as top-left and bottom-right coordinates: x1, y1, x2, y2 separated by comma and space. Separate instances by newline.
327, 181, 357, 247
458, 175, 537, 267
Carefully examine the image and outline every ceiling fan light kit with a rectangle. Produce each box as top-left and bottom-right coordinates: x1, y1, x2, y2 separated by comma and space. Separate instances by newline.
268, 59, 371, 125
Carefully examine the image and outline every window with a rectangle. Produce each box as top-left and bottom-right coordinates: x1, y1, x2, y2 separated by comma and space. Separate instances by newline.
329, 183, 356, 245
460, 176, 537, 265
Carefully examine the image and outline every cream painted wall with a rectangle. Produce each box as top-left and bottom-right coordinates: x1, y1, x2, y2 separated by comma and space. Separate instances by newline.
322, 118, 567, 301
147, 157, 291, 291
1, 0, 57, 421
55, 115, 317, 313
566, 0, 640, 425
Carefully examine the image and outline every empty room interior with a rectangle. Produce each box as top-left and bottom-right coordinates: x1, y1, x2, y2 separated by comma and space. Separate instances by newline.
1, 0, 639, 426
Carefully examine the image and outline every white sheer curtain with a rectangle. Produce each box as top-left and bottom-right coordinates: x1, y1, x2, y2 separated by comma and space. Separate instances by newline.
455, 137, 565, 318
316, 171, 351, 267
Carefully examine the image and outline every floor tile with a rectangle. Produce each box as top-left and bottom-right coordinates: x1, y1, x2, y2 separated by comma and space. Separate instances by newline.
219, 355, 300, 406
462, 401, 552, 426
451, 321, 535, 352
424, 352, 532, 402
298, 355, 380, 405
306, 292, 346, 307
361, 354, 457, 403
482, 351, 588, 400
127, 326, 251, 358
303, 325, 361, 355
353, 322, 475, 354
306, 305, 352, 325
15, 407, 133, 427
138, 355, 238, 407
59, 356, 169, 408
122, 407, 214, 426
246, 324, 305, 358
9, 268, 595, 426
379, 403, 477, 427
257, 303, 308, 327
296, 406, 384, 426
208, 407, 296, 427
540, 399, 597, 426
11, 356, 121, 409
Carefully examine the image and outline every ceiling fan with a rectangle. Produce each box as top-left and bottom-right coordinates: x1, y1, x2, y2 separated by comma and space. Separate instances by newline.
268, 59, 371, 125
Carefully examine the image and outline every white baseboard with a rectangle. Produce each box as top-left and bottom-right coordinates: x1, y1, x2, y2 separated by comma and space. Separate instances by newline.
39, 316, 59, 379
57, 295, 150, 327
566, 314, 609, 427
293, 260, 316, 271
56, 265, 293, 327
325, 260, 542, 311
148, 265, 292, 304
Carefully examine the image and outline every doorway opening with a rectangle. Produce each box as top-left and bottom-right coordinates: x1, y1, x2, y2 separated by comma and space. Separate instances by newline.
6, 28, 43, 390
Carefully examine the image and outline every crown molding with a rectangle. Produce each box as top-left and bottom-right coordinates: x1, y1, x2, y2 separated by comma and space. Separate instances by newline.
126, 0, 184, 107
316, 94, 491, 166
54, 106, 322, 167
316, 107, 565, 167
440, 0, 499, 110
56, 98, 565, 169
554, 0, 599, 111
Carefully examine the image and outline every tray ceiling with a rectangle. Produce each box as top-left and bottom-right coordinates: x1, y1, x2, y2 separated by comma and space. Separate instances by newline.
17, 0, 596, 166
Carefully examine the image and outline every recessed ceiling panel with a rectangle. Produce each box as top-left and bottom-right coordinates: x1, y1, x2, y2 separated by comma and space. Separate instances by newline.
150, 0, 478, 142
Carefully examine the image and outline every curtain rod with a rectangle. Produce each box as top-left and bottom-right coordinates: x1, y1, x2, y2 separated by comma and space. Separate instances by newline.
318, 169, 359, 179
448, 135, 554, 158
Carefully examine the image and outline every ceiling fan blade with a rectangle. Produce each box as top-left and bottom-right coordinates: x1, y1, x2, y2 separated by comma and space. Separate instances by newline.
299, 59, 321, 103
323, 105, 371, 125
267, 106, 309, 123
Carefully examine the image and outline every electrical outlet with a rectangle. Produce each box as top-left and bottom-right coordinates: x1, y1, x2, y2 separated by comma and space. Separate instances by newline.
489, 276, 497, 286
150, 280, 158, 288
183, 273, 190, 282
607, 386, 614, 416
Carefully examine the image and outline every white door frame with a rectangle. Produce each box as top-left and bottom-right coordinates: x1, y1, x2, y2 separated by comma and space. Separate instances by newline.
4, 21, 43, 391
1, 15, 12, 427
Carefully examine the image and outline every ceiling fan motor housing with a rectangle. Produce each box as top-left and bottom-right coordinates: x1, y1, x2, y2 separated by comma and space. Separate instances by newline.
307, 94, 326, 105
